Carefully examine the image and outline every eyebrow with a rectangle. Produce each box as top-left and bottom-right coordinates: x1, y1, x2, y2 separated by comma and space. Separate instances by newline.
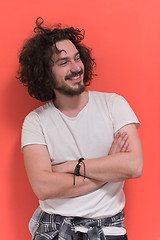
55, 52, 80, 64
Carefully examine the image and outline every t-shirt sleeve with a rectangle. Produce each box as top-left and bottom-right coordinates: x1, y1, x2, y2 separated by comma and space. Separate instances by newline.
108, 94, 140, 133
21, 112, 47, 150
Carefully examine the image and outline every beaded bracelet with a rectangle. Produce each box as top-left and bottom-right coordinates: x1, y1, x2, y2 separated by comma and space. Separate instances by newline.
73, 158, 86, 185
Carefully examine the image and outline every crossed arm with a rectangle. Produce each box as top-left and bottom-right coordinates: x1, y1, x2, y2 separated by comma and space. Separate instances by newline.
23, 123, 143, 201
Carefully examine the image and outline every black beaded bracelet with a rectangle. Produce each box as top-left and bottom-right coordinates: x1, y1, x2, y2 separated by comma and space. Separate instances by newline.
73, 158, 85, 185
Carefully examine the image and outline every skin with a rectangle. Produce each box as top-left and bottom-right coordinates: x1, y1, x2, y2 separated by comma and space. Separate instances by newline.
23, 39, 143, 201
52, 40, 85, 97
51, 40, 89, 117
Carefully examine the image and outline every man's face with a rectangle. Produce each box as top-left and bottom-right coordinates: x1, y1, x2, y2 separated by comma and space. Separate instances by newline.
51, 40, 85, 96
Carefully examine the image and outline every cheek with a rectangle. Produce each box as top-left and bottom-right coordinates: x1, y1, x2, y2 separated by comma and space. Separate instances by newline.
52, 68, 65, 80
80, 61, 84, 71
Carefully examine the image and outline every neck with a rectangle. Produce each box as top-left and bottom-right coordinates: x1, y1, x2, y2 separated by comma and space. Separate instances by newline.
53, 91, 89, 117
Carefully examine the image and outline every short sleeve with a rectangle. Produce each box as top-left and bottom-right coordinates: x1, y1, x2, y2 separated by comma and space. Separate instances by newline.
21, 112, 47, 150
108, 94, 140, 133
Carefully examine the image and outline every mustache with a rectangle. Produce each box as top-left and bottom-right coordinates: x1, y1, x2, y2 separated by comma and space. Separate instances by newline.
65, 69, 83, 80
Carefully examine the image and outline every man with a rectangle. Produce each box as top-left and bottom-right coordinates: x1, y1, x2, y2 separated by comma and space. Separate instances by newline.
18, 17, 143, 240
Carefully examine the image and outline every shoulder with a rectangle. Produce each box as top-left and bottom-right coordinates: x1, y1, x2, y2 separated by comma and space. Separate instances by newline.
32, 101, 53, 116
24, 101, 54, 122
89, 90, 121, 98
89, 91, 125, 105
21, 103, 54, 149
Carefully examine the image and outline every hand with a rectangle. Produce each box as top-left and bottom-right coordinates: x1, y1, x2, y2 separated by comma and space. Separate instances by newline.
108, 132, 129, 155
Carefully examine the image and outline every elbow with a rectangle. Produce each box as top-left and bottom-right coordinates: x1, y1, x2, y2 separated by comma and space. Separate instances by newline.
37, 192, 49, 201
131, 157, 143, 179
132, 165, 143, 179
31, 173, 58, 200
33, 183, 55, 201
33, 188, 49, 201
36, 186, 59, 200
36, 189, 56, 201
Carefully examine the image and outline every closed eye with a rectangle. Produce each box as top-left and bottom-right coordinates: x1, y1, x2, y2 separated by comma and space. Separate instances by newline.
74, 52, 81, 61
59, 61, 68, 66
75, 56, 81, 61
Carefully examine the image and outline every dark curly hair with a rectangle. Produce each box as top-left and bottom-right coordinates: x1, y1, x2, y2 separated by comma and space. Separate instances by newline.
17, 17, 96, 102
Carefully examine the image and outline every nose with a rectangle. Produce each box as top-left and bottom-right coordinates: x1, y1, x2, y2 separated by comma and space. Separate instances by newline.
70, 61, 81, 73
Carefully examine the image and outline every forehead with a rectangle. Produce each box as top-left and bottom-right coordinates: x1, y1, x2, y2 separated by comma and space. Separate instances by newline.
53, 40, 78, 59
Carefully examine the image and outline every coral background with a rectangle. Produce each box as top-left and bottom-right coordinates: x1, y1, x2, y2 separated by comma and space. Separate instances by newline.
0, 0, 160, 239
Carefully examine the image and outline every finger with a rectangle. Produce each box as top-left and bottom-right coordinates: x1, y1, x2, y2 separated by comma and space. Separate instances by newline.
109, 134, 121, 153
109, 132, 128, 154
116, 132, 128, 150
121, 140, 129, 152
114, 132, 121, 141
117, 133, 129, 152
112, 132, 121, 145
109, 133, 123, 154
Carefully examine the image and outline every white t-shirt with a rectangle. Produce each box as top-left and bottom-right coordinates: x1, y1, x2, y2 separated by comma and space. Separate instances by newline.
21, 91, 140, 235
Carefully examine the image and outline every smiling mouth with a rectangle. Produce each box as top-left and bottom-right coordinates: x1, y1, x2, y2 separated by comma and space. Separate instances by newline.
65, 70, 83, 81
69, 75, 81, 80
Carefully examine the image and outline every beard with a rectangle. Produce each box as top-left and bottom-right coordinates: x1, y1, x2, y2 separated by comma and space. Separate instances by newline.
52, 69, 85, 96
53, 82, 85, 96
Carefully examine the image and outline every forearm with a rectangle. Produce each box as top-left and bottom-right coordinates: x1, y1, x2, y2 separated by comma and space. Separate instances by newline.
23, 145, 106, 201
55, 151, 142, 183
79, 151, 143, 182
30, 171, 105, 200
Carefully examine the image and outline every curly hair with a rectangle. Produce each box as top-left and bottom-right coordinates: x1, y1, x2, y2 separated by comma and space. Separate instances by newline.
17, 17, 96, 102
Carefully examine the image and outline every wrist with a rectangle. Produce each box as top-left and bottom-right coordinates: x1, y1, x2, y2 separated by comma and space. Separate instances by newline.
73, 158, 85, 185
66, 160, 78, 173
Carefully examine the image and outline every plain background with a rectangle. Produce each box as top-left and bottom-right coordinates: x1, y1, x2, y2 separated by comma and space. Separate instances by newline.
0, 0, 160, 239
